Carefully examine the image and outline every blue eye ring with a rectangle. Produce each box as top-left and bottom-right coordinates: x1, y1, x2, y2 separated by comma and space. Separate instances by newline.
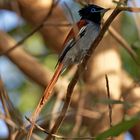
90, 8, 96, 13
90, 8, 104, 13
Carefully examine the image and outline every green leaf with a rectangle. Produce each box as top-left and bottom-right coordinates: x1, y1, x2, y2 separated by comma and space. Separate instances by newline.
96, 115, 140, 140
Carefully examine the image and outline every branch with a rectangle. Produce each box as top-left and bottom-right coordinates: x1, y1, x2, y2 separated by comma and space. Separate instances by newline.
105, 75, 113, 128
0, 0, 60, 56
119, 6, 140, 12
108, 26, 138, 64
0, 30, 52, 87
26, 116, 98, 140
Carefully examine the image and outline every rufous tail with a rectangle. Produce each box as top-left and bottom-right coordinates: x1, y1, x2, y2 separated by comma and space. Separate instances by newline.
26, 63, 63, 140
41, 62, 63, 104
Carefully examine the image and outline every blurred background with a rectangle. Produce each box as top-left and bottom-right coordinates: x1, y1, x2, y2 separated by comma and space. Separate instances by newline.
0, 0, 140, 140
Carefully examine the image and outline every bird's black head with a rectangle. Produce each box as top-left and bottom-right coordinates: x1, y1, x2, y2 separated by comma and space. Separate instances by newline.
79, 4, 108, 24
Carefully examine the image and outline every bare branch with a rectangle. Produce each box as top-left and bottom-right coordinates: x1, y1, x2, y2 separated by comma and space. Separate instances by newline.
26, 116, 99, 140
0, 0, 60, 56
108, 26, 138, 64
71, 89, 85, 136
105, 75, 113, 128
0, 30, 51, 87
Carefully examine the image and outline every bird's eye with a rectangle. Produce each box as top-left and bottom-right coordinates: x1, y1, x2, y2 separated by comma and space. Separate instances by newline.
90, 8, 96, 13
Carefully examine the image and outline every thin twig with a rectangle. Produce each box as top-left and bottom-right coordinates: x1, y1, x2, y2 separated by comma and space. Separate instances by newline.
71, 86, 85, 136
0, 77, 24, 139
115, 6, 140, 12
105, 75, 113, 128
0, 113, 17, 129
49, 90, 65, 129
0, 78, 11, 119
0, 0, 60, 56
108, 26, 138, 64
45, 22, 71, 27
26, 115, 100, 139
0, 79, 12, 136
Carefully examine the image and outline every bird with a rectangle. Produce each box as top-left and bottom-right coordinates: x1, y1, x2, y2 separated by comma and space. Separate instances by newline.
39, 4, 109, 104
27, 4, 109, 140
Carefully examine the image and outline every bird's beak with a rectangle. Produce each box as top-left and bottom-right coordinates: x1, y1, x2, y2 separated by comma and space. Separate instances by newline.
104, 8, 110, 12
101, 8, 110, 17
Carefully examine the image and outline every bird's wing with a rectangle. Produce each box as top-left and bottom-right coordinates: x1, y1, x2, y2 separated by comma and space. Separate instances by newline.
57, 19, 88, 64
